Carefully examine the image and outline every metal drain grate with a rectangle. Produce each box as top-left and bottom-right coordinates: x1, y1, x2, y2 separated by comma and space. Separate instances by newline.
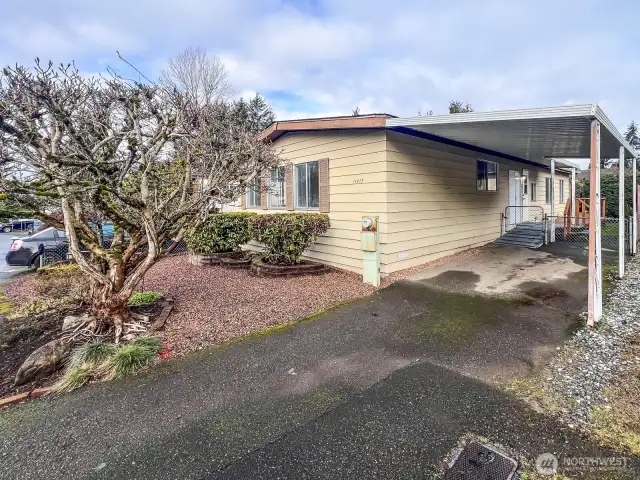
444, 442, 517, 480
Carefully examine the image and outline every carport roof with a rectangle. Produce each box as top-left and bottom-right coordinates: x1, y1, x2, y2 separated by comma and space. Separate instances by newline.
387, 104, 638, 169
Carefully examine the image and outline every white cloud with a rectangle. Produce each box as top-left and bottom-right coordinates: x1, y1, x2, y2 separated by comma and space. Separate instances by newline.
70, 22, 145, 53
0, 0, 638, 134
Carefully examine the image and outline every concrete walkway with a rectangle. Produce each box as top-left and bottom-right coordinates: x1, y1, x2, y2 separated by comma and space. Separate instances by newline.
0, 246, 635, 479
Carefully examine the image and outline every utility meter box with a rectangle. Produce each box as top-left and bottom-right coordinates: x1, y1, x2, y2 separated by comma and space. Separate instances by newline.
361, 216, 378, 251
361, 216, 380, 286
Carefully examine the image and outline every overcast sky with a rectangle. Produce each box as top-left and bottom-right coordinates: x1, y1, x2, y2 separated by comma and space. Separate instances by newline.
2, 0, 639, 154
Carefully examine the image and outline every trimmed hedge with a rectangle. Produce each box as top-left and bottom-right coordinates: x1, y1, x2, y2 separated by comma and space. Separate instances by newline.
185, 212, 256, 254
249, 213, 330, 265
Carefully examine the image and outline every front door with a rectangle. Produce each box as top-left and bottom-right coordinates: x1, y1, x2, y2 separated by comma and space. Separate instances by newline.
522, 169, 530, 208
508, 170, 522, 225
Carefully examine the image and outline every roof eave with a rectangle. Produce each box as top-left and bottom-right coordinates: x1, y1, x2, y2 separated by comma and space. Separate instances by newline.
258, 115, 390, 142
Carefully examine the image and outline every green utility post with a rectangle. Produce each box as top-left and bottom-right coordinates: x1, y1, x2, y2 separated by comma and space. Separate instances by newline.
361, 216, 380, 286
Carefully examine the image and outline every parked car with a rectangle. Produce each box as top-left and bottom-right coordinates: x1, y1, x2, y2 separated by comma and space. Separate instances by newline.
0, 219, 44, 234
5, 227, 68, 268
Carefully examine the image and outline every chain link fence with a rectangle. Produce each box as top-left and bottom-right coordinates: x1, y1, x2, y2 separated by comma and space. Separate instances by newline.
40, 237, 189, 267
545, 215, 632, 268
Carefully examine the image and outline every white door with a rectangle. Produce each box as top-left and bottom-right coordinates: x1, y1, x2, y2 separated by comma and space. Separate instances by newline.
508, 170, 522, 225
522, 169, 530, 207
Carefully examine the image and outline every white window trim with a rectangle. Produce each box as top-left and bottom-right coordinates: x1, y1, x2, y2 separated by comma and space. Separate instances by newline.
476, 158, 499, 192
268, 166, 286, 209
530, 182, 537, 202
294, 161, 320, 210
559, 179, 565, 203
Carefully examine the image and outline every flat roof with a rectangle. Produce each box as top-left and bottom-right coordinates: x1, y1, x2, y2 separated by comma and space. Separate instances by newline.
386, 104, 637, 167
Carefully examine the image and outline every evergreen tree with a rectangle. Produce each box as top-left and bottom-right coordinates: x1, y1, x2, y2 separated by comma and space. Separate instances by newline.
230, 94, 275, 135
246, 93, 276, 134
624, 120, 639, 168
232, 97, 250, 127
449, 100, 473, 114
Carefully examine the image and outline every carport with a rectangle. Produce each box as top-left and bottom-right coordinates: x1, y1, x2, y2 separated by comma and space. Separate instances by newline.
387, 104, 639, 326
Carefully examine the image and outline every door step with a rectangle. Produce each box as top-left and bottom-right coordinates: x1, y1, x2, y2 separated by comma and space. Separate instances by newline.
496, 224, 544, 248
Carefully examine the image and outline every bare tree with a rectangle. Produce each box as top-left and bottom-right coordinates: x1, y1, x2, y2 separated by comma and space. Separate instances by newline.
160, 46, 235, 107
0, 60, 279, 342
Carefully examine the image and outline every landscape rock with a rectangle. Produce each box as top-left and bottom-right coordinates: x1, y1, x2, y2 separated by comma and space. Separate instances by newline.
544, 256, 640, 425
62, 313, 94, 332
14, 338, 73, 386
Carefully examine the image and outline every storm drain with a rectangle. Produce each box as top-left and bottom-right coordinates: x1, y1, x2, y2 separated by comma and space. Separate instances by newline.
444, 442, 517, 480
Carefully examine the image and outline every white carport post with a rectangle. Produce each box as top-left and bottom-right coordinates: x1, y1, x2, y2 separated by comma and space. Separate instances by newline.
550, 158, 556, 242
588, 120, 602, 326
619, 146, 625, 278
634, 157, 638, 255
571, 167, 576, 225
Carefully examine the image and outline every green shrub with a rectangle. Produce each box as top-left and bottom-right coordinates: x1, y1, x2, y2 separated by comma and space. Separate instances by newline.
108, 337, 162, 378
68, 341, 118, 368
128, 291, 162, 307
130, 335, 163, 351
54, 363, 94, 392
56, 336, 163, 391
249, 213, 330, 264
185, 212, 256, 254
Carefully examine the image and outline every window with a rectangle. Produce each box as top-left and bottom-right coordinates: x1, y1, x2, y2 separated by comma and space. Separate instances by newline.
476, 159, 498, 191
295, 161, 319, 209
268, 166, 285, 208
545, 177, 552, 203
559, 180, 565, 203
246, 176, 261, 208
530, 182, 537, 202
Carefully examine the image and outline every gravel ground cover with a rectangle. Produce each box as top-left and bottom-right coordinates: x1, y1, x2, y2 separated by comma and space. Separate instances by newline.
541, 255, 640, 429
142, 247, 493, 355
142, 255, 377, 354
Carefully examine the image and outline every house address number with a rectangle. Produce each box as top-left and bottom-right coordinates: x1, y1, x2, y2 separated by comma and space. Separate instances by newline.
353, 178, 364, 184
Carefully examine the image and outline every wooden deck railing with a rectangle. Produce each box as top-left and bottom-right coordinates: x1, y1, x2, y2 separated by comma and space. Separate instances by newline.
563, 197, 607, 238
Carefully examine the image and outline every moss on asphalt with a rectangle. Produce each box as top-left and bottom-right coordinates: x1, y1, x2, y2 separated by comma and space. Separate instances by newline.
394, 289, 536, 348
213, 297, 370, 351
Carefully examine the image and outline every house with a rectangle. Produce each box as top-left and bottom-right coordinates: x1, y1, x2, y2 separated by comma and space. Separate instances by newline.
240, 110, 580, 277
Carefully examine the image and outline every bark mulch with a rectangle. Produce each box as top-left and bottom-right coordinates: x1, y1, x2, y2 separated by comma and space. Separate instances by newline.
142, 255, 378, 355
0, 311, 66, 398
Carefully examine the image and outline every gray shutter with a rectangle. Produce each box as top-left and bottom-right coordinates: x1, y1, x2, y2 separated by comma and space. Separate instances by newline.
319, 158, 330, 213
285, 164, 294, 211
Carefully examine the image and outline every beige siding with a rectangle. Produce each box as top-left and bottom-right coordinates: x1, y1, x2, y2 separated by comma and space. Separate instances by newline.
381, 130, 570, 274
245, 129, 387, 274
244, 128, 571, 277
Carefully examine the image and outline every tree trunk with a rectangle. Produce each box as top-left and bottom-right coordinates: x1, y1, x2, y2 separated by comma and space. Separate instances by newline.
90, 282, 129, 342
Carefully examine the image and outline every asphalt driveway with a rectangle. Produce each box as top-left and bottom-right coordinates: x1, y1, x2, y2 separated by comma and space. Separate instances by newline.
1, 245, 635, 479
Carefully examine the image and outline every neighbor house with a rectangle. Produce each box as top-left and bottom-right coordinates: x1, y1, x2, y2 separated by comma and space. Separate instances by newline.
240, 112, 574, 276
